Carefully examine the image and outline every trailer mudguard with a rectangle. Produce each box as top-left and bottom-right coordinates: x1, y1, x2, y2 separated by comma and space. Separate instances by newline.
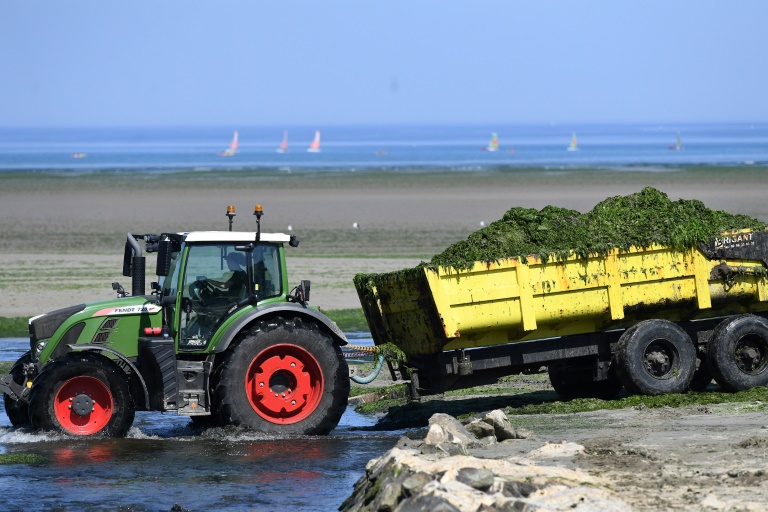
214, 302, 348, 354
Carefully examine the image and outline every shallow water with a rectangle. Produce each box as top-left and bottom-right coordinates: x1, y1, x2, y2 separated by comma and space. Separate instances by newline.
0, 337, 398, 512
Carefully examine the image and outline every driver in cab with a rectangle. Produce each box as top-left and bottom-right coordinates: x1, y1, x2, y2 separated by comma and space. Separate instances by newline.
206, 251, 248, 299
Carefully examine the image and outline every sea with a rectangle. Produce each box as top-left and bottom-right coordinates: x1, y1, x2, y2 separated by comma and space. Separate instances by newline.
0, 122, 766, 173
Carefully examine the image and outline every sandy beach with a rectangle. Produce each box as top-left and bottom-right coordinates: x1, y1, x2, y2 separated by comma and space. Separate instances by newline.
1, 166, 767, 317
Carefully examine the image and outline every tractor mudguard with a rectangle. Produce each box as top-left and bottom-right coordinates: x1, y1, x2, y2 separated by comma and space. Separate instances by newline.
67, 345, 150, 410
214, 302, 348, 354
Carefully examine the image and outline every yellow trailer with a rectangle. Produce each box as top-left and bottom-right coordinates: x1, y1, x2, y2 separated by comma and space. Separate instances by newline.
355, 230, 768, 398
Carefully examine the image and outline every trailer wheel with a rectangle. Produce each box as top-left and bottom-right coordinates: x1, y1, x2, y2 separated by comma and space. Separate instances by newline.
615, 319, 696, 395
547, 363, 623, 399
29, 353, 135, 437
707, 315, 768, 392
3, 352, 32, 427
215, 317, 349, 435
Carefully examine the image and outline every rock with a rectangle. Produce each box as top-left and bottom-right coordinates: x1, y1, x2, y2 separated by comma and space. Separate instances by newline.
466, 419, 496, 439
401, 471, 434, 497
421, 441, 468, 457
455, 467, 495, 492
527, 442, 585, 459
340, 445, 631, 512
475, 505, 505, 512
513, 428, 532, 439
396, 435, 424, 451
394, 494, 460, 512
372, 474, 405, 512
482, 410, 520, 441
502, 480, 539, 498
477, 435, 497, 447
421, 413, 481, 455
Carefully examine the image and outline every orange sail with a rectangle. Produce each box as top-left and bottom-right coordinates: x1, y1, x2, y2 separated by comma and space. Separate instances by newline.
218, 131, 239, 156
277, 131, 288, 153
307, 130, 321, 153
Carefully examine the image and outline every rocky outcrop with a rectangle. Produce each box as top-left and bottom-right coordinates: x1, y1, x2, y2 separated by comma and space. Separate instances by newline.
340, 410, 630, 512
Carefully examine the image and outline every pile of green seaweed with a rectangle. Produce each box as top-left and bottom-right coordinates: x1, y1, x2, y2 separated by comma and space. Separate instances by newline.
430, 187, 765, 270
353, 187, 766, 294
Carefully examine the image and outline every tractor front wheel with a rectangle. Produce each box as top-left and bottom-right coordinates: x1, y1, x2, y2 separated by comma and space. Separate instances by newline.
215, 317, 349, 435
29, 353, 135, 437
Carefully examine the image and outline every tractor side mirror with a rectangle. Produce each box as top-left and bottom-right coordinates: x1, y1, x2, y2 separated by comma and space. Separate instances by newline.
156, 240, 173, 277
299, 280, 311, 302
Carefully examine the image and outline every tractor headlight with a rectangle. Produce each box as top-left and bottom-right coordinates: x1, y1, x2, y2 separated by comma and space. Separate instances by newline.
34, 341, 47, 359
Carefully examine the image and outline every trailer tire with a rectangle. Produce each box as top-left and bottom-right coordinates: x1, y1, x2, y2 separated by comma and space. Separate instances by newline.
215, 317, 349, 435
3, 352, 32, 427
615, 319, 696, 395
29, 353, 135, 437
548, 363, 623, 400
707, 315, 768, 392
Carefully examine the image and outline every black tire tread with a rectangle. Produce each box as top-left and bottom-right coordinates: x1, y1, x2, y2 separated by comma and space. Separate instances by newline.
707, 315, 768, 392
615, 319, 696, 396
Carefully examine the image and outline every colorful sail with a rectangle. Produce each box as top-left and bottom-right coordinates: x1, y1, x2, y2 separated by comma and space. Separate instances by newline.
307, 130, 321, 153
567, 132, 578, 151
277, 131, 288, 153
485, 132, 499, 151
218, 131, 239, 156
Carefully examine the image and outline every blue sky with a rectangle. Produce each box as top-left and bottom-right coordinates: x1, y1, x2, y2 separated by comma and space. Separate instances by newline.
1, 1, 766, 127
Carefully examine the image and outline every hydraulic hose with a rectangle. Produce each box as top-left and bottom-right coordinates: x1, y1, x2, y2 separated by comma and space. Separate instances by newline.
350, 354, 386, 384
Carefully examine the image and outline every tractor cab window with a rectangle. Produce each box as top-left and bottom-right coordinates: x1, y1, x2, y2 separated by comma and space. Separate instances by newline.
179, 243, 281, 349
253, 244, 281, 299
180, 244, 247, 348
161, 247, 182, 298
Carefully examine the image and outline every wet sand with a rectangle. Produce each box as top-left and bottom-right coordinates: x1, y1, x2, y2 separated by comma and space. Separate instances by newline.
1, 166, 766, 317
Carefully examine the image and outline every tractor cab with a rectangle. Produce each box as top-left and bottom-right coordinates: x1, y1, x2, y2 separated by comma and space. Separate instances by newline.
164, 234, 286, 349
143, 204, 304, 351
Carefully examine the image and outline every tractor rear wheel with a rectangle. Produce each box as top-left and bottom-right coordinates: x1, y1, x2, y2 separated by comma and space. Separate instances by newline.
29, 353, 135, 437
4, 352, 32, 427
215, 317, 349, 435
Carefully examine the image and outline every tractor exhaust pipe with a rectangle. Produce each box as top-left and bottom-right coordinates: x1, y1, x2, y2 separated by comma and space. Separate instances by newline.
123, 233, 146, 296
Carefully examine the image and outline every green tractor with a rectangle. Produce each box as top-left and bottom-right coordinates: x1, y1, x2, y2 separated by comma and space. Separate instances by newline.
0, 205, 350, 436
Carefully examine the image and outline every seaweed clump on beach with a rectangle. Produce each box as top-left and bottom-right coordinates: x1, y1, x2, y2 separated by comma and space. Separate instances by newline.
429, 186, 766, 271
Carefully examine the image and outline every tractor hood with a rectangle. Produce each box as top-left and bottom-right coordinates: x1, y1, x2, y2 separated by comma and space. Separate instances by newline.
32, 296, 163, 365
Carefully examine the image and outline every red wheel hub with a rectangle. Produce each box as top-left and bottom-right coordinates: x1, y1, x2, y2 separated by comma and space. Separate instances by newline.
53, 376, 114, 435
245, 344, 324, 424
